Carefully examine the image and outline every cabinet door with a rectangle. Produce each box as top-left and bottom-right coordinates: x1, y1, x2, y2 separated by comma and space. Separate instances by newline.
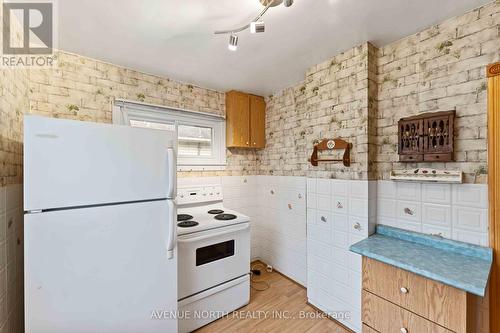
398, 119, 424, 162
226, 91, 250, 148
249, 95, 266, 149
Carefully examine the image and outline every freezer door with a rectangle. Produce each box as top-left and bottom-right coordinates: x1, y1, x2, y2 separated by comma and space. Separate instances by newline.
24, 115, 177, 211
25, 200, 177, 333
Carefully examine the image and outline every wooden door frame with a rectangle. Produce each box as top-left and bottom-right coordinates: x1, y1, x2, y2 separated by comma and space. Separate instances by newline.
488, 62, 500, 333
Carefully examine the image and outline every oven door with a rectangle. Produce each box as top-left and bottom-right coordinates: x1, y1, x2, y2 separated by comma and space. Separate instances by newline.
177, 222, 250, 300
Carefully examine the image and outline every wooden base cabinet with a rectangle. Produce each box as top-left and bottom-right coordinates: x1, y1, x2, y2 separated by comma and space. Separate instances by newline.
361, 258, 488, 333
226, 91, 266, 149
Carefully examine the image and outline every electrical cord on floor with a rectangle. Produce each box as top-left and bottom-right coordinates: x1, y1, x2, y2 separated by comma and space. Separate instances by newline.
250, 263, 270, 291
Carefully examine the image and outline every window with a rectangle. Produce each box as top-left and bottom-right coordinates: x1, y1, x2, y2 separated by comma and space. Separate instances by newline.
113, 100, 226, 170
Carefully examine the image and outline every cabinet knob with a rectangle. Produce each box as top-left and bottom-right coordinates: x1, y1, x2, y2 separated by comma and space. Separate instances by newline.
353, 222, 362, 231
246, 141, 249, 145
401, 328, 408, 333
400, 287, 409, 294
320, 216, 327, 223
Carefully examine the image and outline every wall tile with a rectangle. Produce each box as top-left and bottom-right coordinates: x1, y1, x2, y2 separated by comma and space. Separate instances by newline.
452, 184, 488, 208
422, 183, 451, 205
350, 181, 369, 199
396, 182, 422, 202
422, 203, 452, 227
396, 200, 422, 223
452, 206, 488, 233
316, 179, 331, 195
377, 181, 396, 199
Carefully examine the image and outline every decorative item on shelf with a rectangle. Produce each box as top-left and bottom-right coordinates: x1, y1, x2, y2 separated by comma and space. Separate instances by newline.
309, 138, 351, 167
390, 168, 463, 183
398, 110, 455, 162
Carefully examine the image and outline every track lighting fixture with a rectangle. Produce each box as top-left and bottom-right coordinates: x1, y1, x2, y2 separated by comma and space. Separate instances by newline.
250, 21, 265, 34
215, 0, 294, 51
228, 34, 238, 51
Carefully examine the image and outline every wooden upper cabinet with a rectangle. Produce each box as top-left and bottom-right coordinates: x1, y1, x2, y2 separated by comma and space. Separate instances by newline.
250, 95, 266, 148
226, 90, 266, 149
226, 91, 250, 147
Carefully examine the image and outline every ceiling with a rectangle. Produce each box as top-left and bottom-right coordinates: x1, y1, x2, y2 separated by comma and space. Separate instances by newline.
58, 0, 491, 95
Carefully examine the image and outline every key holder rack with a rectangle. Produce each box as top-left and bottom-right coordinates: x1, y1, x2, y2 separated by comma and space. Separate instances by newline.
310, 138, 352, 167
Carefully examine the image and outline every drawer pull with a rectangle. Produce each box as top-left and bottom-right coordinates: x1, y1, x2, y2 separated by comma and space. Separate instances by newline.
320, 216, 327, 223
298, 193, 303, 199
336, 201, 344, 209
270, 190, 275, 195
401, 328, 408, 333
400, 287, 409, 294
353, 222, 362, 231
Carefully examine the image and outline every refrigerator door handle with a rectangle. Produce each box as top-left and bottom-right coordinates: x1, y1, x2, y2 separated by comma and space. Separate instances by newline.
166, 200, 176, 259
166, 148, 176, 199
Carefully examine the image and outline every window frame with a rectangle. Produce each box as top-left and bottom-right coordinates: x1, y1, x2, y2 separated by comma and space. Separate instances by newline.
113, 99, 226, 171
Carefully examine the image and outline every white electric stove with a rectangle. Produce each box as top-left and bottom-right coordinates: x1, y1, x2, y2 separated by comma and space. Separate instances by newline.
176, 183, 250, 333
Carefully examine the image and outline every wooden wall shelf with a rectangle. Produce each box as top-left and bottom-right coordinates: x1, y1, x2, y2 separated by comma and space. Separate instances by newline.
310, 138, 351, 167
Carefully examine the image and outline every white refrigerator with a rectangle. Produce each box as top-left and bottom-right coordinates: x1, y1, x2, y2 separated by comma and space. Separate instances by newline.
24, 115, 178, 333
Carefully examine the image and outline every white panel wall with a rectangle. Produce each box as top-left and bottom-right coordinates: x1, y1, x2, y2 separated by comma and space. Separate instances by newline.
255, 176, 307, 285
182, 175, 489, 333
306, 178, 376, 333
221, 176, 260, 259
377, 181, 489, 246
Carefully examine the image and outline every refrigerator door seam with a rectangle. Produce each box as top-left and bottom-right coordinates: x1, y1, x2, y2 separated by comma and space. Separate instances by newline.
25, 197, 168, 214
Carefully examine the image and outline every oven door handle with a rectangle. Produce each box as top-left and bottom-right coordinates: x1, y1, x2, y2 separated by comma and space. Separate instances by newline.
178, 223, 249, 244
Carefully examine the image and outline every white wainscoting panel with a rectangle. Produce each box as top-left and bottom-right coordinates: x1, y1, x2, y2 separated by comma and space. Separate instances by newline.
306, 178, 376, 333
377, 181, 489, 246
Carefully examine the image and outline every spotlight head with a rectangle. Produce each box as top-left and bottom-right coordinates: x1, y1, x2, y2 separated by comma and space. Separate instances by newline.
228, 34, 238, 51
250, 21, 265, 34
283, 0, 293, 7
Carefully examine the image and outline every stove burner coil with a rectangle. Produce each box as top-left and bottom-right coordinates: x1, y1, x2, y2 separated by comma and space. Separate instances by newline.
177, 221, 199, 228
214, 214, 237, 221
208, 209, 224, 215
177, 214, 193, 222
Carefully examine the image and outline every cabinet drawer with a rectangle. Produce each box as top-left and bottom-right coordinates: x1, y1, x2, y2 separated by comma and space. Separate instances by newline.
424, 153, 453, 162
362, 324, 379, 333
362, 258, 466, 333
399, 154, 423, 162
362, 291, 453, 333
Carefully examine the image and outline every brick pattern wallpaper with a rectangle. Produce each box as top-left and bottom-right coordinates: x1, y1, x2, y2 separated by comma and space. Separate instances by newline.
0, 67, 28, 187
260, 43, 376, 180
376, 1, 499, 183
261, 2, 499, 183
1, 51, 260, 186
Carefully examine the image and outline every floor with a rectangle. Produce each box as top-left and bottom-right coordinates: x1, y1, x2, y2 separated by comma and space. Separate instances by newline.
195, 262, 351, 333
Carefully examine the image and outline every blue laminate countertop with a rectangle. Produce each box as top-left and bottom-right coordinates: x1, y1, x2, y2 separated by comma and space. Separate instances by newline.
349, 225, 493, 297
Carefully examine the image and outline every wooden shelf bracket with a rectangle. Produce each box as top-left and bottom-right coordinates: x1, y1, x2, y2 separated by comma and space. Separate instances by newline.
310, 138, 352, 167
